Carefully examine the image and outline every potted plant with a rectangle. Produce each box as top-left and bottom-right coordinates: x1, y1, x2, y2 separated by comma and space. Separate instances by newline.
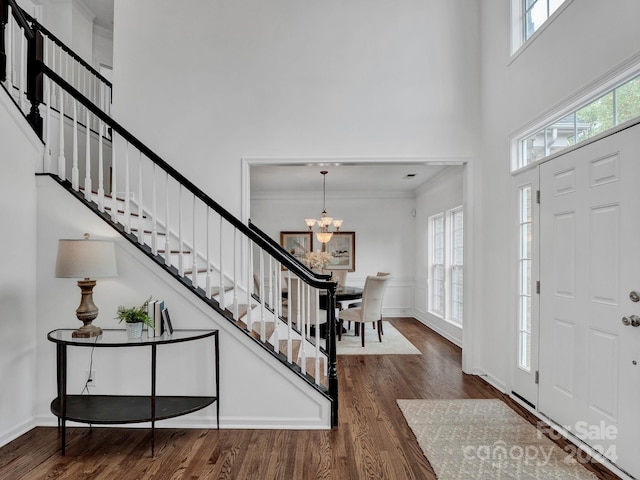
116, 298, 154, 339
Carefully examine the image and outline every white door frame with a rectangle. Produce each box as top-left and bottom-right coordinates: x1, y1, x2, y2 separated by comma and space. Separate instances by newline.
240, 155, 477, 373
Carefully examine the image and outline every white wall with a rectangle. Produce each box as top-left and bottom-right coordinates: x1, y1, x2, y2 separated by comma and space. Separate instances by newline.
112, 0, 480, 219
250, 190, 416, 316
413, 167, 463, 345
477, 0, 640, 388
34, 177, 330, 430
41, 0, 95, 66
0, 90, 43, 445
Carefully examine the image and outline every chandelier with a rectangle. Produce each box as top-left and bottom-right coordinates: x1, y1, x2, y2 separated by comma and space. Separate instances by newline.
305, 171, 343, 244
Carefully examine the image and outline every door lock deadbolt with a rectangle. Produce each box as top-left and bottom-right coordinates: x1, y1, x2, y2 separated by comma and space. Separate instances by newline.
622, 315, 640, 327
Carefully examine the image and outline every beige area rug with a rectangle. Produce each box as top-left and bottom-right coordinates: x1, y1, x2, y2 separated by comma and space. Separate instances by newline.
397, 399, 598, 480
336, 321, 421, 355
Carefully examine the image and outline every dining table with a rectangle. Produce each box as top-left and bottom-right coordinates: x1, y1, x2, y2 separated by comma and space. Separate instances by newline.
319, 285, 363, 310
281, 285, 363, 337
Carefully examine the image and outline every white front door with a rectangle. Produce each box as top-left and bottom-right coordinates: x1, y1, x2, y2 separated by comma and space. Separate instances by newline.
539, 124, 640, 477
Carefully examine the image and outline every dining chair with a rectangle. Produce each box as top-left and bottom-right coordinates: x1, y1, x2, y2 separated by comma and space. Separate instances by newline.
347, 272, 391, 334
338, 274, 390, 346
323, 268, 347, 288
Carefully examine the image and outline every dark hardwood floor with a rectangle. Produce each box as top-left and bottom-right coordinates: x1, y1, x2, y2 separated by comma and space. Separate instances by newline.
0, 318, 620, 479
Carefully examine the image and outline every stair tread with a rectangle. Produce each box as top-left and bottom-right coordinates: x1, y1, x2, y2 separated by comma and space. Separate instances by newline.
130, 228, 166, 236
79, 186, 126, 203
104, 206, 147, 218
184, 268, 209, 274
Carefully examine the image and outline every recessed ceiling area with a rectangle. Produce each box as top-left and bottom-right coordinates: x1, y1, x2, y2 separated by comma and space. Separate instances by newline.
250, 163, 460, 196
82, 0, 114, 30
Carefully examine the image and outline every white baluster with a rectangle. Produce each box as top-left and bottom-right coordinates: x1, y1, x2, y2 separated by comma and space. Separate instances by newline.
206, 209, 212, 298
111, 137, 118, 222
265, 255, 273, 316
57, 86, 65, 178
164, 172, 171, 266
20, 28, 27, 111
191, 195, 198, 288
218, 217, 225, 310
84, 108, 91, 199
6, 8, 14, 93
44, 75, 52, 173
257, 249, 265, 335
233, 228, 239, 319
71, 100, 79, 190
124, 142, 131, 232
287, 271, 292, 363
245, 238, 252, 328
300, 283, 308, 374
49, 42, 57, 107
137, 151, 144, 244
151, 163, 158, 254
314, 287, 321, 382
273, 260, 280, 354
97, 119, 105, 212
178, 185, 184, 276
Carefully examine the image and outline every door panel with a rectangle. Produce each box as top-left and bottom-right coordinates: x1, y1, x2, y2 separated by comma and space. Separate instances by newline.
539, 125, 640, 477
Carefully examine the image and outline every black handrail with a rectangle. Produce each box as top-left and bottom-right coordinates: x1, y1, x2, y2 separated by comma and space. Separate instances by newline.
3, 6, 339, 420
20, 9, 112, 88
3, 0, 34, 39
248, 220, 332, 281
40, 64, 335, 290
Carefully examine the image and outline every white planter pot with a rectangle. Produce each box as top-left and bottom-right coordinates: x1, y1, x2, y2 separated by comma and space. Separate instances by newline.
126, 322, 143, 339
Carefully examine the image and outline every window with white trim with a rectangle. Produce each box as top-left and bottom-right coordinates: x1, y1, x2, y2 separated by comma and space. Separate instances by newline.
429, 207, 464, 325
450, 208, 464, 324
517, 186, 533, 370
514, 73, 640, 171
523, 0, 567, 42
430, 213, 445, 316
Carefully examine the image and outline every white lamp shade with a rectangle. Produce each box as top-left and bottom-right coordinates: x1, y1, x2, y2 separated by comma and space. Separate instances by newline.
55, 239, 118, 279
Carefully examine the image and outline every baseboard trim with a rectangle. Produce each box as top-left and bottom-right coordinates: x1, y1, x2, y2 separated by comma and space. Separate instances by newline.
472, 368, 508, 393
0, 418, 38, 449
413, 311, 462, 347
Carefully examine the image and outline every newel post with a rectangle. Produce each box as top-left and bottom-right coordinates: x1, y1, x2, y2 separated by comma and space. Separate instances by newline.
0, 0, 7, 83
326, 283, 339, 427
26, 26, 43, 136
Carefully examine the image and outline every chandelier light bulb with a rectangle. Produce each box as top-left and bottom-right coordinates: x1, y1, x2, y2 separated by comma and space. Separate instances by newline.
304, 171, 343, 245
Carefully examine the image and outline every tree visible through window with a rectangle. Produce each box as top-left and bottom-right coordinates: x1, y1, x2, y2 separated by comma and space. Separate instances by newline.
516, 74, 640, 170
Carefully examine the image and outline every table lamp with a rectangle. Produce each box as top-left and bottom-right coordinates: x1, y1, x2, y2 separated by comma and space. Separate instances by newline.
55, 233, 118, 338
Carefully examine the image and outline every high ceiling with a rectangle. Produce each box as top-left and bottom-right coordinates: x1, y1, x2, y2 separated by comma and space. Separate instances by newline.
250, 163, 457, 196
76, 1, 461, 197
82, 0, 113, 30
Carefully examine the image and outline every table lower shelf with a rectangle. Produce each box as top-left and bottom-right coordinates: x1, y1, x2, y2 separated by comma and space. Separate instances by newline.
51, 395, 217, 424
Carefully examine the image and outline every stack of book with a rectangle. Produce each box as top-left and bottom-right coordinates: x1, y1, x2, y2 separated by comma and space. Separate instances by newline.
146, 299, 174, 336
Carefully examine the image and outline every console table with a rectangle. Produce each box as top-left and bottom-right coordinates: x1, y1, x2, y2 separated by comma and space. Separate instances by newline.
47, 328, 219, 456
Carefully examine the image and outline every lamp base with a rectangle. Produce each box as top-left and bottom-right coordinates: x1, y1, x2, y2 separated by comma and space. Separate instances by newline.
73, 279, 102, 338
72, 324, 103, 338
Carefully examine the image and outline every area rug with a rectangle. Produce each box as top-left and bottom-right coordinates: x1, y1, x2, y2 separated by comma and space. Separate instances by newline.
397, 399, 598, 480
336, 321, 421, 355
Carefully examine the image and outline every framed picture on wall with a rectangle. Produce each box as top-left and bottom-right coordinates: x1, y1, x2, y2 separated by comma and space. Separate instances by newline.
324, 232, 356, 271
280, 231, 313, 263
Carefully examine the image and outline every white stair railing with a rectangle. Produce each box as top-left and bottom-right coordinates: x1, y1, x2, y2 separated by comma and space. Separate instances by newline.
3, 2, 336, 397
34, 75, 332, 389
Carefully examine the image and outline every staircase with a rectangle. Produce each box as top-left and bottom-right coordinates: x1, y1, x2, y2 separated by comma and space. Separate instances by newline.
1, 0, 338, 426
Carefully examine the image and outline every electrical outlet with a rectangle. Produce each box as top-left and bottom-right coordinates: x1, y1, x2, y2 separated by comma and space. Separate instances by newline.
85, 369, 97, 388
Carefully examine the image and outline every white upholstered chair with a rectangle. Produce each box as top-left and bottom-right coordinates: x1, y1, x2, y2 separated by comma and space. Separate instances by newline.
338, 274, 390, 347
